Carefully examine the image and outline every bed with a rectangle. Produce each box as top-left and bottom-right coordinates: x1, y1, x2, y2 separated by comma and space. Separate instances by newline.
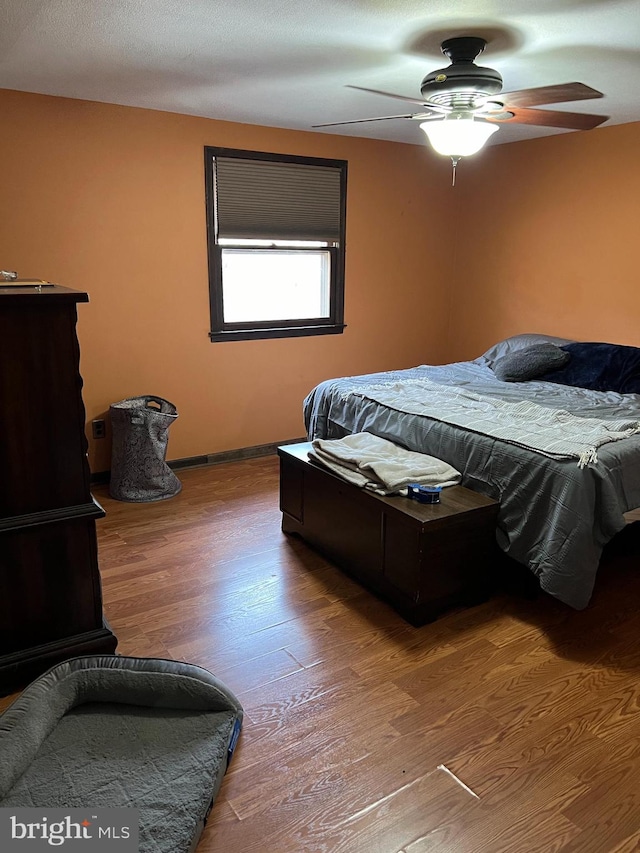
304, 334, 640, 610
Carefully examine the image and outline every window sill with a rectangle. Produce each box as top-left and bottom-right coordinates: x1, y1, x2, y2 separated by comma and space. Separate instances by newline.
209, 324, 346, 342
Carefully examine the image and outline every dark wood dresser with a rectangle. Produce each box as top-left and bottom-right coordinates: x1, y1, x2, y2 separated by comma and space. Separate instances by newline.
0, 285, 117, 694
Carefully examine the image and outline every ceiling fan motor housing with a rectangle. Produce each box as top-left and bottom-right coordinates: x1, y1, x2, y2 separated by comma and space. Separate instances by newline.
420, 36, 503, 104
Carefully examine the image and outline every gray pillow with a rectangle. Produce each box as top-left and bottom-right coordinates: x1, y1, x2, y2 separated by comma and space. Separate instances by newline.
480, 333, 575, 368
492, 343, 571, 382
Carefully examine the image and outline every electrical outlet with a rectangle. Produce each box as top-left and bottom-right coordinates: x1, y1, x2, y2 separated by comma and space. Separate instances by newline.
92, 419, 106, 439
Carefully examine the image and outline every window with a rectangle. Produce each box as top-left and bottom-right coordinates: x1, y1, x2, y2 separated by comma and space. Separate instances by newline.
204, 147, 347, 342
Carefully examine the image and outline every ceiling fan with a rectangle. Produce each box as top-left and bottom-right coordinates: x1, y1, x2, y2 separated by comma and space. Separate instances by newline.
313, 36, 609, 182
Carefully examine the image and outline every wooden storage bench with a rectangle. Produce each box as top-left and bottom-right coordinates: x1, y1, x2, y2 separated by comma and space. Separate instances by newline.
278, 442, 500, 626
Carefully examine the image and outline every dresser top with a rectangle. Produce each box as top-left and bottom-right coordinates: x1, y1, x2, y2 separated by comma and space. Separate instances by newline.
0, 284, 89, 304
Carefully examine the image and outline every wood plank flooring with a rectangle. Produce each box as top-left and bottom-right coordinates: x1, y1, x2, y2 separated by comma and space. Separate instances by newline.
3, 455, 640, 852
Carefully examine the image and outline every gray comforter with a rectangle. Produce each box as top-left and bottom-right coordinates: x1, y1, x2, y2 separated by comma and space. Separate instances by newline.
304, 359, 640, 609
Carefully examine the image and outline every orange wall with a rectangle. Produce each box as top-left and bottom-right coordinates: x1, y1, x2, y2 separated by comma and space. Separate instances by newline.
448, 121, 640, 362
0, 89, 457, 470
4, 87, 637, 471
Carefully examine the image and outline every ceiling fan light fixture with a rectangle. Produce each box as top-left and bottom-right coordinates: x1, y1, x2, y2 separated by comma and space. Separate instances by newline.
419, 114, 499, 157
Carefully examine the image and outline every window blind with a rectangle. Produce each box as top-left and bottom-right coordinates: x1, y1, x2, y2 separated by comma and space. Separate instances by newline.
214, 157, 343, 242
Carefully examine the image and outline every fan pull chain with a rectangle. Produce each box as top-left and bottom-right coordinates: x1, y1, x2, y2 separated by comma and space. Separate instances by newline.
451, 156, 460, 187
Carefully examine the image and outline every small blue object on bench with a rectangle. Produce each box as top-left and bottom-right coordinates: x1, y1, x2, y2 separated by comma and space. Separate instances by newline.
0, 656, 243, 853
407, 484, 442, 504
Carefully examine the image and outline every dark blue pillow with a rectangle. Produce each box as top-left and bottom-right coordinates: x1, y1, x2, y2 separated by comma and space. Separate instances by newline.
539, 342, 640, 394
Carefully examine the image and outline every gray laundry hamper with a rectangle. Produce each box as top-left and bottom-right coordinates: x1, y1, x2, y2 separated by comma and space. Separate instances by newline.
109, 395, 182, 502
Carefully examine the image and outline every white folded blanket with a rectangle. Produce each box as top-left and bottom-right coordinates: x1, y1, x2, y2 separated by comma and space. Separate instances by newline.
309, 432, 461, 495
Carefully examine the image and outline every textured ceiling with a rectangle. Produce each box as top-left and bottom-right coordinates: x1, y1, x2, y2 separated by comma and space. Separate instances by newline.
1, 0, 639, 148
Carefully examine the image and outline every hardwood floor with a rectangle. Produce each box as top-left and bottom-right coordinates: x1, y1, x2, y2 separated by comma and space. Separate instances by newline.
4, 455, 640, 851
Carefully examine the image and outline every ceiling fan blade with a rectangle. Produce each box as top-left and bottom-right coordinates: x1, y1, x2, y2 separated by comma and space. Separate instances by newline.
488, 106, 609, 130
497, 82, 604, 109
346, 84, 430, 108
312, 113, 416, 128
